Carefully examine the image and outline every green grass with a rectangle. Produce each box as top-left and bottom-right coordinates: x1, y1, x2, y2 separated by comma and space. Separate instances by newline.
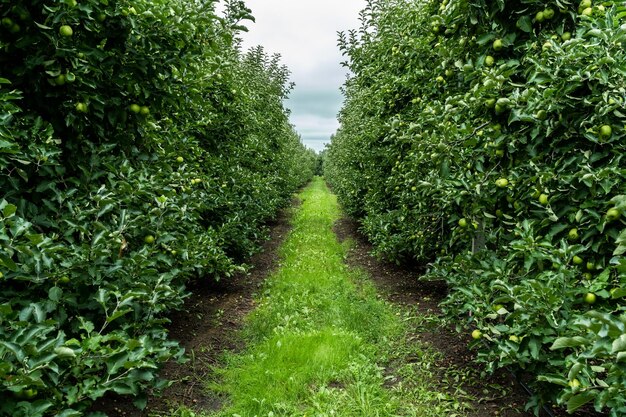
162, 177, 472, 417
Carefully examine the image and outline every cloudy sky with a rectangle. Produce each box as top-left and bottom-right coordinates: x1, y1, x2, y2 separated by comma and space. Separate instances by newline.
237, 0, 366, 152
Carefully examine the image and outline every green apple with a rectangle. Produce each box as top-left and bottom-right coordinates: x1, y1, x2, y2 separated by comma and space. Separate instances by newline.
59, 25, 73, 37
599, 125, 612, 138
584, 292, 596, 304
606, 208, 621, 221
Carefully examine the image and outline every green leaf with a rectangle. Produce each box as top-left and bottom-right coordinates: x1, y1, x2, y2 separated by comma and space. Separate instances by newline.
106, 308, 132, 323
0, 341, 26, 361
34, 22, 53, 30
568, 362, 584, 381
28, 400, 54, 415
611, 288, 626, 299
57, 409, 84, 417
516, 16, 532, 33
31, 303, 46, 323
476, 33, 495, 46
550, 337, 588, 350
537, 373, 568, 386
528, 337, 540, 359
111, 382, 135, 395
614, 229, 626, 256
611, 334, 626, 354
133, 394, 148, 410
2, 204, 17, 218
567, 392, 595, 413
28, 234, 45, 245
106, 352, 130, 375
0, 253, 17, 271
49, 287, 63, 303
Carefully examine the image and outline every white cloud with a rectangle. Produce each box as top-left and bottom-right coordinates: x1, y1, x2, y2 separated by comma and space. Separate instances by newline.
237, 0, 365, 151
292, 114, 338, 153
291, 114, 339, 136
302, 138, 330, 153
240, 1, 363, 85
286, 88, 342, 118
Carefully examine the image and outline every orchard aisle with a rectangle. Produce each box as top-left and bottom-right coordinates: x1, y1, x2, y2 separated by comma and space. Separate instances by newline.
202, 177, 472, 417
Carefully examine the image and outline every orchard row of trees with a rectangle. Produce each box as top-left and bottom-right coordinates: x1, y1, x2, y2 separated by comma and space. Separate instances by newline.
0, 0, 316, 415
326, 0, 626, 415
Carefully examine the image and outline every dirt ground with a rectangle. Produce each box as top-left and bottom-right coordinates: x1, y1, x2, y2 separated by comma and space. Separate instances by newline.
93, 202, 604, 417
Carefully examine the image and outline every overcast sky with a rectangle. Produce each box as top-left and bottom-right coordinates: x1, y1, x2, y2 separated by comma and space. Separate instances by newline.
237, 0, 366, 153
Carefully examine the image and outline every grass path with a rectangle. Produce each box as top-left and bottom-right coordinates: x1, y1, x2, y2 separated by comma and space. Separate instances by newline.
177, 177, 470, 416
